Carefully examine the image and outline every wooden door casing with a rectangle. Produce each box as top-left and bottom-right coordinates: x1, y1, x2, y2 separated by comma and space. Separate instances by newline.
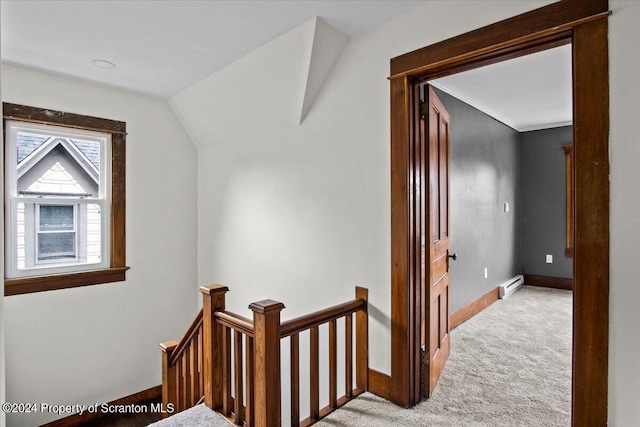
389, 2, 609, 423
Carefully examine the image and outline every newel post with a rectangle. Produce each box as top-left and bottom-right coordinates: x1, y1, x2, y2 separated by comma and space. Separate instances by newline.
159, 340, 178, 418
355, 286, 369, 391
200, 284, 229, 410
250, 299, 285, 427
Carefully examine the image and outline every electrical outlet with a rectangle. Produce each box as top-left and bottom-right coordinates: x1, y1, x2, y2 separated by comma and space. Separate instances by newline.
484, 268, 488, 278
546, 254, 553, 263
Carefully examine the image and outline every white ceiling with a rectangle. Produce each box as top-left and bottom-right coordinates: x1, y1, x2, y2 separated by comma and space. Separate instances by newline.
0, 0, 429, 98
1, 1, 572, 130
432, 44, 573, 132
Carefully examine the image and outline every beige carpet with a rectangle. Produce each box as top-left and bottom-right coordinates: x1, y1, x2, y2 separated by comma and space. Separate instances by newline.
316, 286, 572, 427
148, 404, 230, 426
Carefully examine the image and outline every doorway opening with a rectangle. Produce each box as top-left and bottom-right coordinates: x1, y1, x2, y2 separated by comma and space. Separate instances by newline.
388, 1, 609, 425
416, 41, 575, 421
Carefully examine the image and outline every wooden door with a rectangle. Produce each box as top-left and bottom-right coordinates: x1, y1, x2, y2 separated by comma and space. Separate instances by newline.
421, 85, 451, 397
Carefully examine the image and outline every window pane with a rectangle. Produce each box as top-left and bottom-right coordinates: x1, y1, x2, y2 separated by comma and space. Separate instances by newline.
16, 132, 101, 197
70, 139, 101, 172
16, 202, 26, 269
16, 131, 48, 163
39, 205, 74, 231
86, 204, 102, 264
5, 115, 117, 282
38, 232, 76, 260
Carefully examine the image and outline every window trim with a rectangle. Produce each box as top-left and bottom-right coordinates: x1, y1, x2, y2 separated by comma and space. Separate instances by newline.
3, 103, 128, 296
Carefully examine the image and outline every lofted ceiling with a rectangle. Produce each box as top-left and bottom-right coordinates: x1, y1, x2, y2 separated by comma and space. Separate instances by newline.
1, 1, 572, 131
0, 0, 429, 98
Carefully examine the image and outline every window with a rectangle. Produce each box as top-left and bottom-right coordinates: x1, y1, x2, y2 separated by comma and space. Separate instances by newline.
37, 205, 77, 262
3, 103, 128, 296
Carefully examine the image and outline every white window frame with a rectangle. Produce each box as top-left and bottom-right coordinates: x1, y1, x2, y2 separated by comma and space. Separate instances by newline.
4, 120, 111, 278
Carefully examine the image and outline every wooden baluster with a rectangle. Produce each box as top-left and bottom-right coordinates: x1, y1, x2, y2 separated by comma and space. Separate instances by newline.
310, 325, 320, 422
222, 326, 232, 416
250, 299, 285, 427
191, 334, 199, 406
184, 346, 192, 407
234, 331, 244, 425
160, 340, 178, 418
345, 314, 353, 397
355, 287, 369, 391
199, 330, 204, 399
245, 335, 255, 427
200, 284, 229, 410
178, 357, 185, 412
290, 333, 300, 427
329, 319, 338, 409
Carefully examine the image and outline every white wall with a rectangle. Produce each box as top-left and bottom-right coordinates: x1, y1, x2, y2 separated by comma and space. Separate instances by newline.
609, 1, 640, 425
0, 8, 6, 425
172, 0, 640, 425
1, 64, 198, 426
173, 0, 553, 380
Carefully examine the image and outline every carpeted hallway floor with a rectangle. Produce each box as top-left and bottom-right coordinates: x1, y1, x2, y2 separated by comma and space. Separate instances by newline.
316, 285, 572, 427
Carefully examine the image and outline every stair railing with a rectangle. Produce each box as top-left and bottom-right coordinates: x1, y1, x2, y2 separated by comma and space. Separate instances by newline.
159, 309, 206, 413
160, 284, 369, 427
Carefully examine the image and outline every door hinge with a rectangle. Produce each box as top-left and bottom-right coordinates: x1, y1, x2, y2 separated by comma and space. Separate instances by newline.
420, 101, 429, 118
421, 347, 430, 366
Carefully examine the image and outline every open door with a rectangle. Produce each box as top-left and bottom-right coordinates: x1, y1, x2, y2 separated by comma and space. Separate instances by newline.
421, 85, 452, 397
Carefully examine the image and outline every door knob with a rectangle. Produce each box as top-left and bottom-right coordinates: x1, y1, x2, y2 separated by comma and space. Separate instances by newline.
448, 253, 457, 261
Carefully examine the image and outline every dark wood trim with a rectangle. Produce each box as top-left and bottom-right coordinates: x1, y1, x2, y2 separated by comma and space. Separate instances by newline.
563, 145, 575, 258
390, 75, 414, 408
40, 385, 161, 427
4, 267, 129, 296
524, 274, 573, 291
3, 103, 128, 296
111, 132, 127, 268
368, 368, 391, 400
571, 15, 609, 426
2, 103, 126, 134
450, 287, 500, 330
390, 0, 608, 77
389, 0, 609, 423
410, 32, 574, 84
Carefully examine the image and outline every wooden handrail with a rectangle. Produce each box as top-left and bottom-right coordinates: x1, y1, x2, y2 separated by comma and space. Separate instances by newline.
280, 298, 366, 338
213, 298, 367, 339
160, 310, 206, 417
161, 284, 369, 427
169, 309, 204, 366
215, 310, 254, 337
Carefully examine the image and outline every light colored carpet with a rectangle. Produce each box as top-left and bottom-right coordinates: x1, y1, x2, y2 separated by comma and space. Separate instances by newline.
148, 403, 230, 426
317, 285, 572, 427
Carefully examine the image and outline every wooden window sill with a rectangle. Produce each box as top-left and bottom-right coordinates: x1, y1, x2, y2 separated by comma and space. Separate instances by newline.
4, 267, 130, 296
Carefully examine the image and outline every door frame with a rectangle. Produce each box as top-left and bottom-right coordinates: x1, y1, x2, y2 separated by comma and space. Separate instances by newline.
389, 0, 609, 425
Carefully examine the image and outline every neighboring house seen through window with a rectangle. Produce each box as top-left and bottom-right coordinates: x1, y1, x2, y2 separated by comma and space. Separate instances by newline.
3, 103, 128, 296
6, 122, 110, 275
37, 204, 78, 262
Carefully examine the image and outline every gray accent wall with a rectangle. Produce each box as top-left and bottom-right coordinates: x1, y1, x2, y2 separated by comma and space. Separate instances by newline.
433, 88, 522, 313
520, 126, 573, 279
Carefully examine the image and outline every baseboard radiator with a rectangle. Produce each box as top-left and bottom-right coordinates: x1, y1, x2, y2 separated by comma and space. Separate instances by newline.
498, 275, 524, 299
